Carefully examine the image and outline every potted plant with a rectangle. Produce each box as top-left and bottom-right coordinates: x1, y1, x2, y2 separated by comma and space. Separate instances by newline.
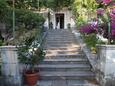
17, 37, 45, 86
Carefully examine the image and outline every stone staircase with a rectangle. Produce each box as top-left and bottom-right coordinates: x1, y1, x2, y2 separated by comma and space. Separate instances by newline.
38, 29, 98, 86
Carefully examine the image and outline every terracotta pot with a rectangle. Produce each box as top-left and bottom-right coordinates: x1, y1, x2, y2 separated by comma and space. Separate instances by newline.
25, 71, 40, 86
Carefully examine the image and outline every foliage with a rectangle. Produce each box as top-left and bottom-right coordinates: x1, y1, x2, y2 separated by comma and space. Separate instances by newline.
15, 9, 45, 29
45, 0, 74, 10
0, 65, 2, 76
7, 0, 39, 10
96, 0, 115, 43
0, 0, 45, 30
72, 0, 98, 26
17, 35, 45, 72
0, 0, 8, 22
5, 29, 38, 45
80, 24, 97, 34
0, 40, 3, 46
83, 33, 98, 48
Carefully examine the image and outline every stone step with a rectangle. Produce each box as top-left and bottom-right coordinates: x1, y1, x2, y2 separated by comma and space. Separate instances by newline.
45, 55, 84, 59
46, 38, 74, 40
48, 29, 70, 32
46, 41, 76, 43
46, 50, 82, 54
46, 40, 75, 43
40, 71, 95, 80
43, 58, 87, 62
46, 53, 84, 57
46, 52, 83, 57
38, 63, 91, 69
41, 58, 88, 65
47, 30, 71, 33
47, 37, 74, 39
37, 80, 99, 86
47, 34, 74, 36
46, 44, 79, 46
46, 41, 75, 44
45, 45, 80, 49
39, 67, 91, 71
39, 64, 91, 71
46, 43, 78, 46
42, 29, 96, 82
48, 31, 72, 33
47, 33, 75, 38
45, 48, 81, 52
44, 47, 80, 50
44, 47, 81, 51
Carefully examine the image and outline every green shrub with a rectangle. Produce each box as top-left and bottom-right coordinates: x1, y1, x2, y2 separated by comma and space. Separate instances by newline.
83, 33, 97, 48
0, 65, 2, 76
0, 40, 3, 46
0, 0, 8, 22
15, 9, 45, 30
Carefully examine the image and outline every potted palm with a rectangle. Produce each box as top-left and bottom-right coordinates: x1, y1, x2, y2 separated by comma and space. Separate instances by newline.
17, 37, 45, 86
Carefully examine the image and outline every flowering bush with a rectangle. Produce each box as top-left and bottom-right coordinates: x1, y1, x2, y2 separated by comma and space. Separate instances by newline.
102, 0, 112, 4
112, 30, 115, 36
80, 24, 97, 34
110, 10, 115, 29
17, 36, 45, 72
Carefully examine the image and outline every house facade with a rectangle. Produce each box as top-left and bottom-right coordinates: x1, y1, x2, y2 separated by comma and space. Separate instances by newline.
44, 8, 75, 29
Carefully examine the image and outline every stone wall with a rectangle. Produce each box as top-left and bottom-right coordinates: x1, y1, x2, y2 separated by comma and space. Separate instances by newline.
96, 45, 115, 86
0, 46, 22, 86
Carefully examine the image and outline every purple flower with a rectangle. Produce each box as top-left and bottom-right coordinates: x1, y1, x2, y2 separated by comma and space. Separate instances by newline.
109, 12, 115, 18
111, 20, 115, 29
102, 0, 112, 4
97, 8, 104, 15
80, 24, 96, 34
111, 30, 115, 36
111, 8, 115, 14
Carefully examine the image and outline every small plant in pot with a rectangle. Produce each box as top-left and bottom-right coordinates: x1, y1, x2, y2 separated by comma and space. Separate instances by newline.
17, 37, 45, 86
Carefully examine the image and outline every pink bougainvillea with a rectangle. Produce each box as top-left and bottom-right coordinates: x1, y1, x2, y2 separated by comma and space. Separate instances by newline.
110, 13, 115, 29
111, 8, 115, 14
80, 24, 96, 34
109, 13, 115, 19
111, 30, 115, 36
102, 0, 112, 4
96, 8, 104, 15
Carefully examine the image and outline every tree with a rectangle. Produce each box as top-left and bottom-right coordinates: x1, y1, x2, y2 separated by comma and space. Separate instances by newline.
72, 0, 98, 26
7, 0, 39, 10
0, 0, 8, 23
41, 0, 74, 11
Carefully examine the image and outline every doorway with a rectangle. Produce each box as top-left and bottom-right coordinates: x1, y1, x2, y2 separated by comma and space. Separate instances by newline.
55, 13, 64, 29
